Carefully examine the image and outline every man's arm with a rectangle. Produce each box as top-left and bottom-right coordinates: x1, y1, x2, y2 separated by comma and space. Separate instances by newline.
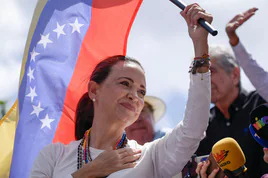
226, 8, 268, 102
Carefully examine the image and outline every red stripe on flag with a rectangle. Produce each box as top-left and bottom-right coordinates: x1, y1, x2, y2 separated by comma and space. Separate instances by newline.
53, 0, 142, 144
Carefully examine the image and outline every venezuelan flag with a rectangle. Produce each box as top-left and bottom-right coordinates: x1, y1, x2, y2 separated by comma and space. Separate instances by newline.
3, 0, 142, 177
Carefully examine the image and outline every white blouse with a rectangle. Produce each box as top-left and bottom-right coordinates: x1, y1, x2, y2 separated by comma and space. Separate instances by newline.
30, 72, 211, 178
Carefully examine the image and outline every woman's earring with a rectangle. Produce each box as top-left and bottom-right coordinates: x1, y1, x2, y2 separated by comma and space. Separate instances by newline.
92, 98, 96, 102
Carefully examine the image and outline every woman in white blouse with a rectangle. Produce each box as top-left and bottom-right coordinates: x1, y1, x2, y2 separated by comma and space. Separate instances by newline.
31, 3, 212, 178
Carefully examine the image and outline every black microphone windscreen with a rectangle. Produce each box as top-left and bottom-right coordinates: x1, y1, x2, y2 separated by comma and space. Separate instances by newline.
249, 103, 268, 147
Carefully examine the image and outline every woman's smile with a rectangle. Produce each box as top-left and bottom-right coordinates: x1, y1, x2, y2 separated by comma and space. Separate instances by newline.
120, 102, 136, 113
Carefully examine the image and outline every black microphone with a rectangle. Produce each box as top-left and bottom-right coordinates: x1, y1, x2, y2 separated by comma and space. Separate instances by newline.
249, 103, 268, 147
169, 0, 218, 36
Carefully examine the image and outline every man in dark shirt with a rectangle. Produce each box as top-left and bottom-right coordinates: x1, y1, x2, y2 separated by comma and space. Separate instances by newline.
195, 44, 268, 177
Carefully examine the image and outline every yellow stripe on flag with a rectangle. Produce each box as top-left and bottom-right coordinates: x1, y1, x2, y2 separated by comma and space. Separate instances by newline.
0, 101, 17, 178
0, 0, 48, 177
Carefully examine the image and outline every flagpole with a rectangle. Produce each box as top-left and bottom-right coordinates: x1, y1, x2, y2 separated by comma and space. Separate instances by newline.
169, 0, 218, 36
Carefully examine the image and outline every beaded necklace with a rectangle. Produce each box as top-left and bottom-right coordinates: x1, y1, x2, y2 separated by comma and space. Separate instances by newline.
77, 129, 128, 170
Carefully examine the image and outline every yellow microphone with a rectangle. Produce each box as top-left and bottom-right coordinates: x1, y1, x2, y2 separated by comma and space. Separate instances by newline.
212, 137, 247, 177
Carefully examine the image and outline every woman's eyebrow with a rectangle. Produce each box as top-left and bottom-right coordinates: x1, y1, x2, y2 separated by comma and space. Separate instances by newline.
117, 77, 134, 82
117, 77, 146, 89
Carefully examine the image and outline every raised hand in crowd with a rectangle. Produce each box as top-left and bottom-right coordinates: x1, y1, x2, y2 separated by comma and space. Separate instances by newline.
225, 7, 268, 102
226, 8, 258, 46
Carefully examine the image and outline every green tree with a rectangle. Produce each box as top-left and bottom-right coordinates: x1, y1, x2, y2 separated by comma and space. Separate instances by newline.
0, 101, 6, 118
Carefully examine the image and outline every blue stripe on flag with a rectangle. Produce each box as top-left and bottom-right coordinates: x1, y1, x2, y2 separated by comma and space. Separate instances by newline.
11, 0, 92, 177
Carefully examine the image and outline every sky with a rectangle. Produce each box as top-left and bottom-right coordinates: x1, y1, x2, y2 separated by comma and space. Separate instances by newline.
0, 0, 267, 129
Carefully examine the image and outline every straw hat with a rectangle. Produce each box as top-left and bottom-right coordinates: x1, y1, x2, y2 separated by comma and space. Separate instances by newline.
144, 96, 166, 123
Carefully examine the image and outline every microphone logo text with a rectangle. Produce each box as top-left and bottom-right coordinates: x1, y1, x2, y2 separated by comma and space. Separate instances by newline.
219, 160, 231, 167
253, 116, 268, 130
213, 149, 229, 164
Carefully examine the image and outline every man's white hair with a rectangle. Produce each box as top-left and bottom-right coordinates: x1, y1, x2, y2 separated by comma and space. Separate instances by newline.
209, 44, 239, 74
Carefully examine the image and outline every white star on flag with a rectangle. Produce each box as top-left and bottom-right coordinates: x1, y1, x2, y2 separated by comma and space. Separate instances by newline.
30, 48, 40, 62
31, 102, 44, 117
26, 86, 38, 102
27, 67, 35, 83
38, 33, 53, 49
53, 22, 66, 39
69, 18, 84, 34
40, 114, 55, 129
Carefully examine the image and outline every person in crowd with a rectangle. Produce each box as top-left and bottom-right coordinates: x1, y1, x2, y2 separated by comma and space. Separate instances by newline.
226, 7, 268, 101
196, 103, 268, 178
125, 96, 170, 145
30, 3, 213, 178
195, 8, 268, 178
